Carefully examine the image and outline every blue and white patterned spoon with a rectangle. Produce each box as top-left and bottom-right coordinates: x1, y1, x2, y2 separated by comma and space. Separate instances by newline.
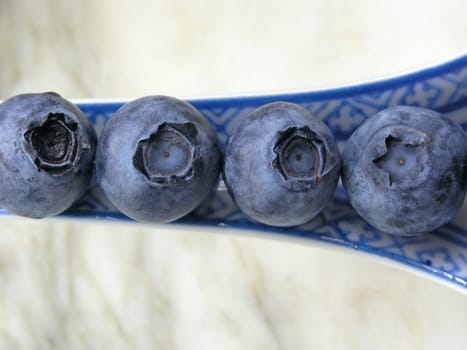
3, 54, 467, 292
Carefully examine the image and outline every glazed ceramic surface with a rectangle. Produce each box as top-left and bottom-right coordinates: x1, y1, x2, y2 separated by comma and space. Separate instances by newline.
2, 55, 467, 291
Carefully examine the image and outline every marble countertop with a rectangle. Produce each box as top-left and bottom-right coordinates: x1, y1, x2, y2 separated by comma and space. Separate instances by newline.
1, 218, 467, 350
1, 0, 467, 349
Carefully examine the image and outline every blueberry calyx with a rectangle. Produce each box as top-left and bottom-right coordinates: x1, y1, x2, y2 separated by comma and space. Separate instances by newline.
24, 113, 79, 175
366, 126, 430, 189
133, 122, 197, 185
373, 136, 418, 185
273, 126, 326, 188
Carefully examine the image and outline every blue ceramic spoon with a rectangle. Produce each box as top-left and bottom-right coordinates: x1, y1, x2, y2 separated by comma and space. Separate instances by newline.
3, 54, 467, 293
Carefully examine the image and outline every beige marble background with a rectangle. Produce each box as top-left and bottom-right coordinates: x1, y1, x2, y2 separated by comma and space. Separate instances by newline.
1, 0, 467, 349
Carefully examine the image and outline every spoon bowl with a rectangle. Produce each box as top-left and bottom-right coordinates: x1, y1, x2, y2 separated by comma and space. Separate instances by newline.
2, 54, 467, 292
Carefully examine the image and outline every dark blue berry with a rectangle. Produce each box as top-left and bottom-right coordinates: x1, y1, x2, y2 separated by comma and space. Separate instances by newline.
96, 95, 221, 223
342, 106, 467, 236
0, 92, 97, 218
223, 102, 341, 227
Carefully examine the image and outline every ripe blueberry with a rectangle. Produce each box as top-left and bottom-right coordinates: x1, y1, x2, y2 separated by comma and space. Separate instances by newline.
223, 102, 341, 227
0, 92, 97, 218
96, 95, 221, 223
342, 106, 467, 236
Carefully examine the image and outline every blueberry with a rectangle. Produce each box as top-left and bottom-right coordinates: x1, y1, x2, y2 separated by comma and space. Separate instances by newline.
96, 95, 221, 223
223, 102, 341, 227
342, 106, 467, 236
0, 92, 97, 218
